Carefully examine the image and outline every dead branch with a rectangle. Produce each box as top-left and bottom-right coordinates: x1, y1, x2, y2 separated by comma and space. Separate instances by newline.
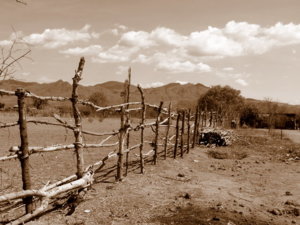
0, 38, 30, 79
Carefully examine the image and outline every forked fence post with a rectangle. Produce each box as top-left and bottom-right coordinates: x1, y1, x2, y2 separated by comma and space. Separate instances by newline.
125, 68, 131, 176
71, 57, 85, 178
192, 104, 199, 148
137, 85, 146, 174
180, 110, 185, 158
173, 112, 180, 159
153, 101, 163, 165
15, 88, 33, 214
187, 109, 191, 154
163, 102, 172, 159
116, 106, 125, 181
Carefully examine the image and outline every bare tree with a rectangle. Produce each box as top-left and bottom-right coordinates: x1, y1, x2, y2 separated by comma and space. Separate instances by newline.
0, 37, 31, 80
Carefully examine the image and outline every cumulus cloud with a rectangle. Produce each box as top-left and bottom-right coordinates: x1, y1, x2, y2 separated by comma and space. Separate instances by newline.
22, 24, 99, 49
60, 45, 102, 56
44, 21, 300, 74
156, 60, 211, 73
119, 31, 155, 48
235, 78, 248, 86
92, 45, 139, 63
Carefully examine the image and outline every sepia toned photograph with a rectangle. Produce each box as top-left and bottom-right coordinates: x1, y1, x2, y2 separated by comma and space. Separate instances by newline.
0, 0, 299, 224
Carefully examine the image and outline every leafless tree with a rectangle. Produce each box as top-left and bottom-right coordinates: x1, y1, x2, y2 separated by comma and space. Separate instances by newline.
0, 37, 31, 80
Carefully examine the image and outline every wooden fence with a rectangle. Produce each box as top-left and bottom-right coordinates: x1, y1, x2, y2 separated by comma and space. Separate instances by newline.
0, 57, 203, 224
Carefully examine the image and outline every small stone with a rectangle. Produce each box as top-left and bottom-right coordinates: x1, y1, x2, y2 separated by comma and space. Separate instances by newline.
183, 193, 191, 199
84, 209, 91, 213
286, 191, 293, 196
239, 204, 244, 207
177, 173, 185, 177
212, 217, 220, 221
268, 209, 282, 216
293, 208, 299, 216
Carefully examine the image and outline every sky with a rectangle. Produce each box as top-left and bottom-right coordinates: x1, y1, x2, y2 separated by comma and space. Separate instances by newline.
1, 0, 300, 104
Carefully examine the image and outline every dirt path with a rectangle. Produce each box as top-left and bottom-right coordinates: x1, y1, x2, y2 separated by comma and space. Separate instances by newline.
24, 129, 300, 225
283, 130, 300, 144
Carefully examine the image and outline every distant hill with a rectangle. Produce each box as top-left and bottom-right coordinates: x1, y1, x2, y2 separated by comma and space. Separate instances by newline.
0, 79, 209, 109
1, 79, 300, 113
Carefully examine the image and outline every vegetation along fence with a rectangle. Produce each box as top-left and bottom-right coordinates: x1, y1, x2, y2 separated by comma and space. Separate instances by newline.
0, 57, 209, 224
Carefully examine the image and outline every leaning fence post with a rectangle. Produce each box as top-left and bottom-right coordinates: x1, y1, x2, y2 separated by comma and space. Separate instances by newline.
71, 57, 85, 178
153, 101, 163, 165
116, 106, 125, 181
192, 105, 199, 148
137, 85, 145, 174
15, 88, 33, 214
125, 68, 131, 176
163, 103, 172, 159
187, 109, 191, 154
180, 110, 185, 158
173, 112, 180, 159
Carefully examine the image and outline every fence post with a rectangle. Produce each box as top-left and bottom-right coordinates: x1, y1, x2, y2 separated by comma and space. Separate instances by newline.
137, 85, 145, 174
192, 105, 199, 148
125, 68, 131, 176
116, 106, 125, 181
163, 103, 172, 159
173, 112, 180, 159
187, 109, 191, 154
71, 57, 85, 178
153, 101, 163, 165
15, 88, 33, 214
180, 110, 185, 158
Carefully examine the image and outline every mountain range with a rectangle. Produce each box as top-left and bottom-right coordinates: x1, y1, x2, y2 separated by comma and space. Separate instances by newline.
0, 79, 209, 109
1, 79, 299, 113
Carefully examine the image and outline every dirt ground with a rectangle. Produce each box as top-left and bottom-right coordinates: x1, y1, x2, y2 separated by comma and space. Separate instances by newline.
29, 130, 300, 224
0, 116, 300, 225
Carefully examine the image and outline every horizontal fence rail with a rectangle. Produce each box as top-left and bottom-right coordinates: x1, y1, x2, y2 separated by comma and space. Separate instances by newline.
0, 57, 207, 224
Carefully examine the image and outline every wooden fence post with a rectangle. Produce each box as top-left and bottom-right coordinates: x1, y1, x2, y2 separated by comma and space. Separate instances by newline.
71, 57, 85, 178
137, 85, 145, 174
173, 112, 180, 159
187, 109, 191, 154
192, 105, 199, 148
125, 67, 131, 176
116, 106, 125, 181
153, 101, 163, 165
180, 110, 185, 158
163, 103, 172, 159
15, 88, 33, 214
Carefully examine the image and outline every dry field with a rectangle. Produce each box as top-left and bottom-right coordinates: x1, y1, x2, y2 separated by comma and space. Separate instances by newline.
0, 114, 300, 225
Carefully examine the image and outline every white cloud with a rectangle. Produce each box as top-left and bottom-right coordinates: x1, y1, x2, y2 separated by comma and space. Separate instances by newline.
116, 65, 129, 76
143, 82, 165, 88
22, 24, 99, 49
37, 76, 55, 83
223, 67, 234, 71
60, 45, 102, 56
156, 60, 211, 73
235, 78, 248, 86
0, 40, 13, 46
176, 81, 188, 85
119, 31, 155, 48
92, 45, 139, 63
